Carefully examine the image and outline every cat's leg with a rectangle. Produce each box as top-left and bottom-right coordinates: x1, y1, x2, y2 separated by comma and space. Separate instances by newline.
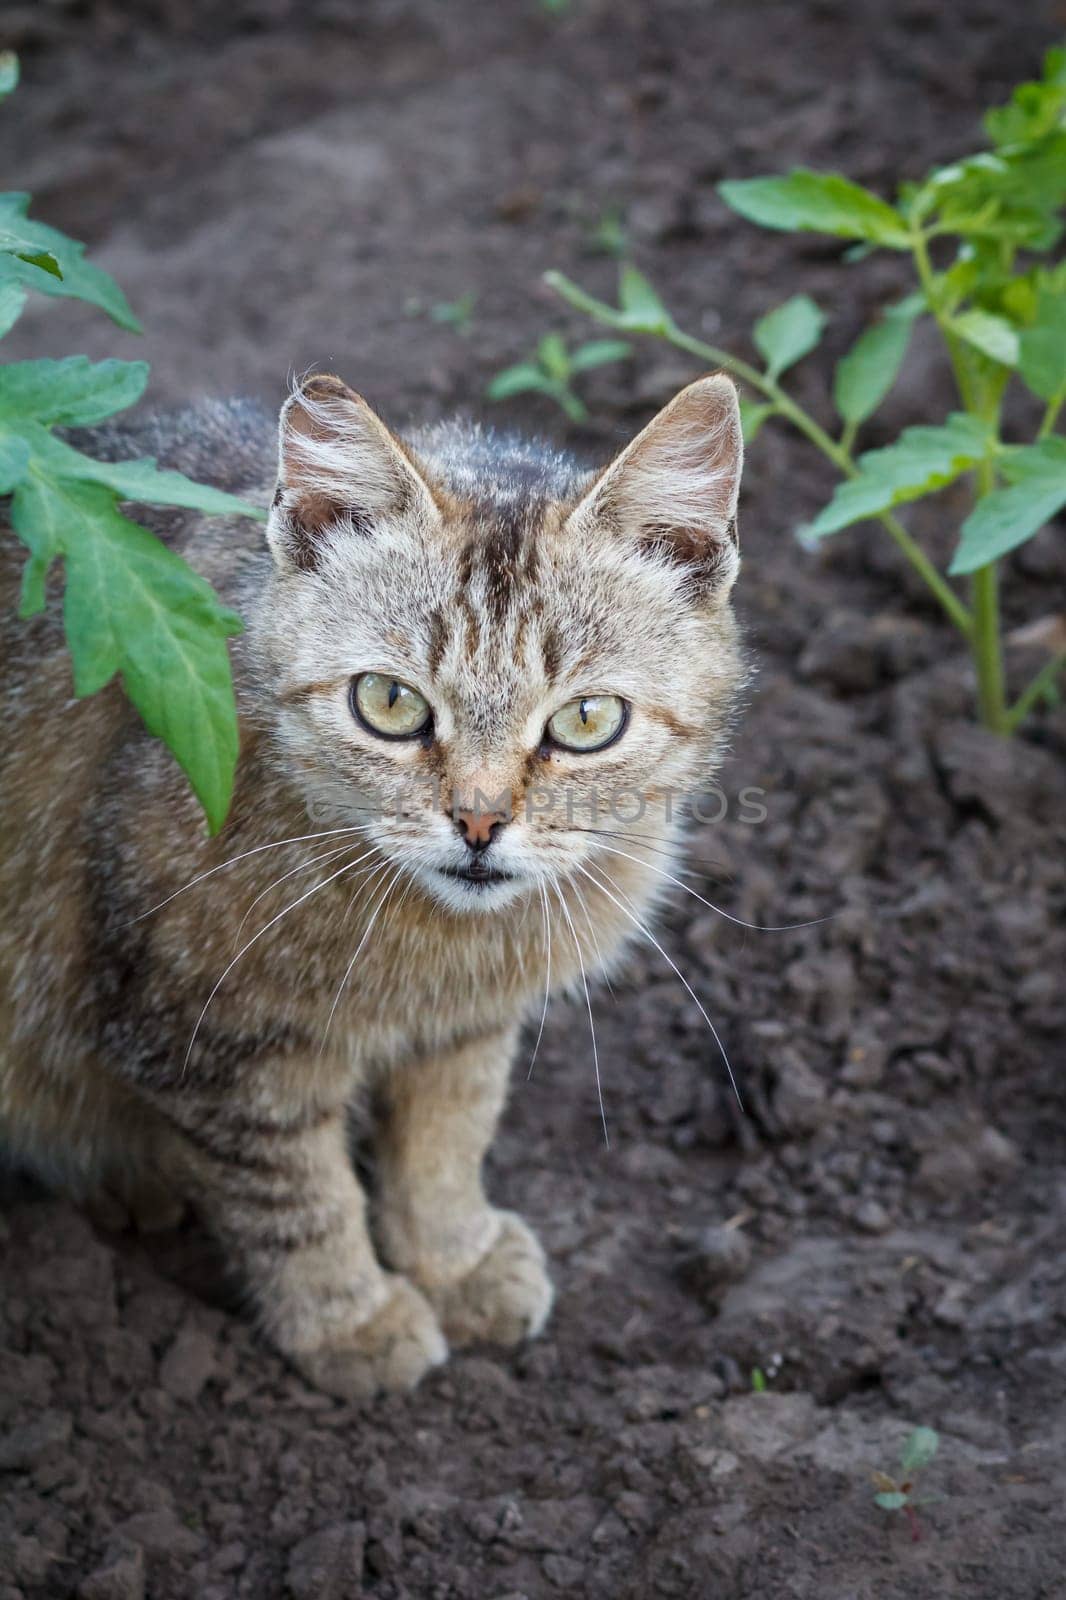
375, 1028, 554, 1348
165, 1093, 446, 1399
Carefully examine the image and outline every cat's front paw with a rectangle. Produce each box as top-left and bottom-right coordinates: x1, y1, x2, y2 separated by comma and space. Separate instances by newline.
289, 1276, 447, 1400
427, 1211, 553, 1349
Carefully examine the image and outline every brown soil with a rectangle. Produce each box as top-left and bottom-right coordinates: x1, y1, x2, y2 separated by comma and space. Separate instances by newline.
2, 3, 1066, 1598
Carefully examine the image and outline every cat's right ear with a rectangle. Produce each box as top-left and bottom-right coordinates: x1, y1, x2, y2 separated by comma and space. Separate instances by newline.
268, 374, 439, 573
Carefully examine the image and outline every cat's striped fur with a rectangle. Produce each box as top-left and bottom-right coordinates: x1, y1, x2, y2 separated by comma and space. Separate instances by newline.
0, 375, 744, 1396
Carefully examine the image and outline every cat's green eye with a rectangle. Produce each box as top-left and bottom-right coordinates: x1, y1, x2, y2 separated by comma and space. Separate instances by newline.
351, 672, 432, 740
546, 694, 628, 753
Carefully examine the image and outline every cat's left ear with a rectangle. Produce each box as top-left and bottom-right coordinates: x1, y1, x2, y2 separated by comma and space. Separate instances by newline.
268, 374, 439, 573
567, 374, 743, 598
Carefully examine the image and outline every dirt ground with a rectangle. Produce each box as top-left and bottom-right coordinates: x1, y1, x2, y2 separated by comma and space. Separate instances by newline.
3, 2, 1066, 1597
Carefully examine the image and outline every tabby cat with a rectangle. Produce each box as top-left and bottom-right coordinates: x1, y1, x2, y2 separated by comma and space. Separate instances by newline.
0, 373, 743, 1397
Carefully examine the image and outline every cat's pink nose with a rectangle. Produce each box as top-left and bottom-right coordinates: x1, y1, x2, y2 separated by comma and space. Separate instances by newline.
454, 807, 507, 852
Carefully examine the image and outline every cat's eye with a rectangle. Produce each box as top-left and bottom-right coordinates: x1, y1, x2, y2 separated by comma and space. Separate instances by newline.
350, 672, 432, 740
546, 694, 628, 753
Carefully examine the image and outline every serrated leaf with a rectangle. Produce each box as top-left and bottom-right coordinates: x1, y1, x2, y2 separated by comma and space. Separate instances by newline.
739, 398, 775, 443
753, 294, 826, 380
807, 413, 989, 538
950, 309, 1019, 367
10, 474, 241, 831
1019, 287, 1066, 401
875, 1492, 909, 1511
0, 357, 149, 427
900, 1427, 940, 1474
718, 170, 911, 249
10, 468, 64, 615
487, 363, 552, 401
834, 298, 922, 426
0, 51, 18, 101
26, 430, 266, 519
0, 193, 141, 331
617, 265, 673, 332
568, 338, 632, 373
950, 439, 1066, 573
0, 279, 27, 336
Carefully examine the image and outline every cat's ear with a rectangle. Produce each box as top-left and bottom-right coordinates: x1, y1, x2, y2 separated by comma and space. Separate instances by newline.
568, 375, 742, 597
268, 374, 438, 572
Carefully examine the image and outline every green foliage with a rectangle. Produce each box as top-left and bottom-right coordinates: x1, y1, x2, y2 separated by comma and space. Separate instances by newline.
833, 296, 922, 427
584, 206, 627, 259
872, 1426, 940, 1537
1, 58, 263, 831
952, 438, 1066, 572
806, 415, 991, 538
0, 52, 18, 101
749, 1366, 767, 1393
429, 291, 477, 333
488, 332, 631, 423
717, 170, 912, 248
753, 294, 826, 380
546, 45, 1066, 734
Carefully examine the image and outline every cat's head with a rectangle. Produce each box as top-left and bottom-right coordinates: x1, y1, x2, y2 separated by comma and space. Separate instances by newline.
257, 373, 744, 915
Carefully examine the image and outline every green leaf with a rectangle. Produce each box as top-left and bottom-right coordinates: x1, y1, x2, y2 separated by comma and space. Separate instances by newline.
537, 332, 571, 381
0, 279, 27, 336
0, 431, 30, 494
486, 362, 553, 401
718, 170, 911, 248
874, 1492, 909, 1512
93, 456, 267, 518
1019, 287, 1066, 401
739, 398, 775, 443
834, 297, 921, 426
985, 46, 1066, 146
950, 439, 1066, 574
950, 309, 1019, 368
26, 431, 266, 519
0, 357, 149, 427
0, 51, 18, 101
10, 467, 64, 615
617, 265, 673, 333
900, 1427, 940, 1474
568, 338, 632, 373
753, 294, 826, 380
2, 242, 62, 279
11, 474, 241, 831
806, 413, 990, 538
0, 193, 141, 332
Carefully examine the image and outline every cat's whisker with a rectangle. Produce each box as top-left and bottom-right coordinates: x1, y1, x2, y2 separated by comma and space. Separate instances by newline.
551, 877, 609, 1148
539, 825, 687, 865
182, 853, 372, 1076
320, 862, 403, 1049
570, 868, 614, 999
234, 842, 381, 945
588, 840, 834, 933
576, 859, 743, 1110
127, 822, 376, 926
526, 880, 553, 1082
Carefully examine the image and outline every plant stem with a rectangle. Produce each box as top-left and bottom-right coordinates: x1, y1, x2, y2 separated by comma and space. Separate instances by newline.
970, 565, 1008, 732
1006, 651, 1066, 731
662, 325, 974, 638
1038, 391, 1065, 440
912, 228, 1013, 730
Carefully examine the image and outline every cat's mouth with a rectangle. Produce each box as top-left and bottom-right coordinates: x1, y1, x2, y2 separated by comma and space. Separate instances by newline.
433, 861, 515, 890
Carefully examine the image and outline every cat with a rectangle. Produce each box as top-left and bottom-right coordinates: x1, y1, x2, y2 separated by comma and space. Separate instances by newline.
0, 372, 744, 1398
